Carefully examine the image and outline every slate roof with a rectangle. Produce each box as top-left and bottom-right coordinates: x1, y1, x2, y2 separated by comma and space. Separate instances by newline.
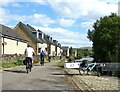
26, 24, 61, 47
62, 46, 69, 50
37, 29, 48, 43
26, 24, 36, 32
44, 34, 55, 45
26, 24, 44, 43
57, 43, 62, 48
14, 22, 43, 43
0, 24, 28, 42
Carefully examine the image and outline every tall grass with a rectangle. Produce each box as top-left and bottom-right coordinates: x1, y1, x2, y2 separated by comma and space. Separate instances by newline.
56, 59, 65, 68
2, 60, 24, 68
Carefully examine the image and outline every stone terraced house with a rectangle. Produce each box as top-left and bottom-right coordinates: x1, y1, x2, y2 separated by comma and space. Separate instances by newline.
26, 25, 48, 55
0, 24, 28, 57
13, 22, 43, 54
27, 24, 62, 57
13, 22, 63, 57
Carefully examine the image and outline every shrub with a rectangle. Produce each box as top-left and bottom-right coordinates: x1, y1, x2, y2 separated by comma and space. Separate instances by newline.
2, 60, 24, 68
57, 60, 65, 68
13, 60, 23, 66
68, 56, 74, 62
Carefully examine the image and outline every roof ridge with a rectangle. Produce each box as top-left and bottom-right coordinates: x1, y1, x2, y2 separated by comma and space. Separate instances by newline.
1, 24, 28, 42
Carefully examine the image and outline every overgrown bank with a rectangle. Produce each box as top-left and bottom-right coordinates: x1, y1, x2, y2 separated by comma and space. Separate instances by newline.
1, 55, 61, 69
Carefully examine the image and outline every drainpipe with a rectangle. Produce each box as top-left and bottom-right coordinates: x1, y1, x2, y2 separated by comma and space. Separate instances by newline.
0, 33, 2, 58
37, 43, 39, 55
2, 37, 4, 55
55, 46, 57, 56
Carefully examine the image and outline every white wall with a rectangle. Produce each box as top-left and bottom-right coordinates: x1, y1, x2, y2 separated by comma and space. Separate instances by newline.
16, 41, 27, 54
37, 43, 47, 55
67, 48, 69, 57
57, 47, 61, 56
2, 38, 27, 54
51, 44, 55, 56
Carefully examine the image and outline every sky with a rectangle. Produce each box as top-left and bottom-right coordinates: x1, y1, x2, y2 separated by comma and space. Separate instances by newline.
0, 0, 119, 48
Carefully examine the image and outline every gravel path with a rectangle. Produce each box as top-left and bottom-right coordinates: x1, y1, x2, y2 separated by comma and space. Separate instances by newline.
66, 69, 120, 91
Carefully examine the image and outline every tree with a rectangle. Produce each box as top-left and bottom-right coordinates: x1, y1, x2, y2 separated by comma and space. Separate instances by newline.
68, 47, 74, 62
77, 49, 84, 57
87, 13, 120, 63
69, 47, 73, 56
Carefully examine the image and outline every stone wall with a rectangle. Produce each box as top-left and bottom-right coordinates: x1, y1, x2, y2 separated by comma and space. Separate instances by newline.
1, 54, 25, 62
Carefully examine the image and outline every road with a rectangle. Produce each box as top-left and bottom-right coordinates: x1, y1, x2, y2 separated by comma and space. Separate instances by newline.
2, 60, 76, 92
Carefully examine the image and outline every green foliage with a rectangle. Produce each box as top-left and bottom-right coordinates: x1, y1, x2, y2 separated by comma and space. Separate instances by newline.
56, 60, 65, 68
77, 49, 93, 57
77, 49, 84, 57
13, 60, 23, 66
87, 13, 120, 63
68, 55, 74, 62
83, 52, 89, 57
2, 60, 24, 68
35, 55, 40, 61
2, 62, 15, 68
69, 47, 73, 56
116, 71, 120, 78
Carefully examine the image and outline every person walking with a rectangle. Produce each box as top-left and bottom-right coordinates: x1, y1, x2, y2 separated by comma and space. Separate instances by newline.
24, 44, 35, 73
40, 50, 45, 66
48, 53, 51, 63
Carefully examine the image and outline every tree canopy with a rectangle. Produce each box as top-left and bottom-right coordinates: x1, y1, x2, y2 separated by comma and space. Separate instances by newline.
87, 13, 120, 63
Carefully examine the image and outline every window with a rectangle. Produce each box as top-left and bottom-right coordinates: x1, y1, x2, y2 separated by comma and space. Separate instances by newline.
38, 48, 41, 53
45, 48, 47, 51
39, 33, 42, 38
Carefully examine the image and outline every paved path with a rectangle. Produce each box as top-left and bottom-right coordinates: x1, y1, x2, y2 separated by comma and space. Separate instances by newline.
2, 60, 75, 92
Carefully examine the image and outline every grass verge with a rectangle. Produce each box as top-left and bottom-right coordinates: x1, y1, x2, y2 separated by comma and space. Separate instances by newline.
2, 60, 24, 68
56, 59, 65, 68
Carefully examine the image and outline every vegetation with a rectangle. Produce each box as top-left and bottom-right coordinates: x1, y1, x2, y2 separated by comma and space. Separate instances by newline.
1, 55, 61, 69
68, 55, 74, 62
77, 48, 93, 58
56, 59, 65, 68
2, 60, 24, 68
87, 13, 120, 63
68, 47, 75, 62
69, 47, 73, 56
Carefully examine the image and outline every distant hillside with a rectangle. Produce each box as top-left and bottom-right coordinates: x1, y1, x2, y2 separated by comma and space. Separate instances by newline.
79, 47, 92, 50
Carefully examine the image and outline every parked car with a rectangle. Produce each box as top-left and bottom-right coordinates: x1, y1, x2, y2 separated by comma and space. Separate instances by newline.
75, 57, 94, 63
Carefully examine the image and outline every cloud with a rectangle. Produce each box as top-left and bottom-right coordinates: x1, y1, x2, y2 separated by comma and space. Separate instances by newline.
47, 0, 118, 20
10, 2, 21, 7
119, 1, 120, 15
33, 25, 92, 47
0, 8, 55, 26
99, 0, 119, 4
2, 0, 119, 19
0, 0, 21, 7
0, 7, 11, 24
48, 0, 82, 19
28, 14, 55, 27
1, 0, 118, 48
0, 7, 26, 24
58, 18, 75, 28
80, 21, 95, 29
31, 0, 48, 5
1, 0, 119, 25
